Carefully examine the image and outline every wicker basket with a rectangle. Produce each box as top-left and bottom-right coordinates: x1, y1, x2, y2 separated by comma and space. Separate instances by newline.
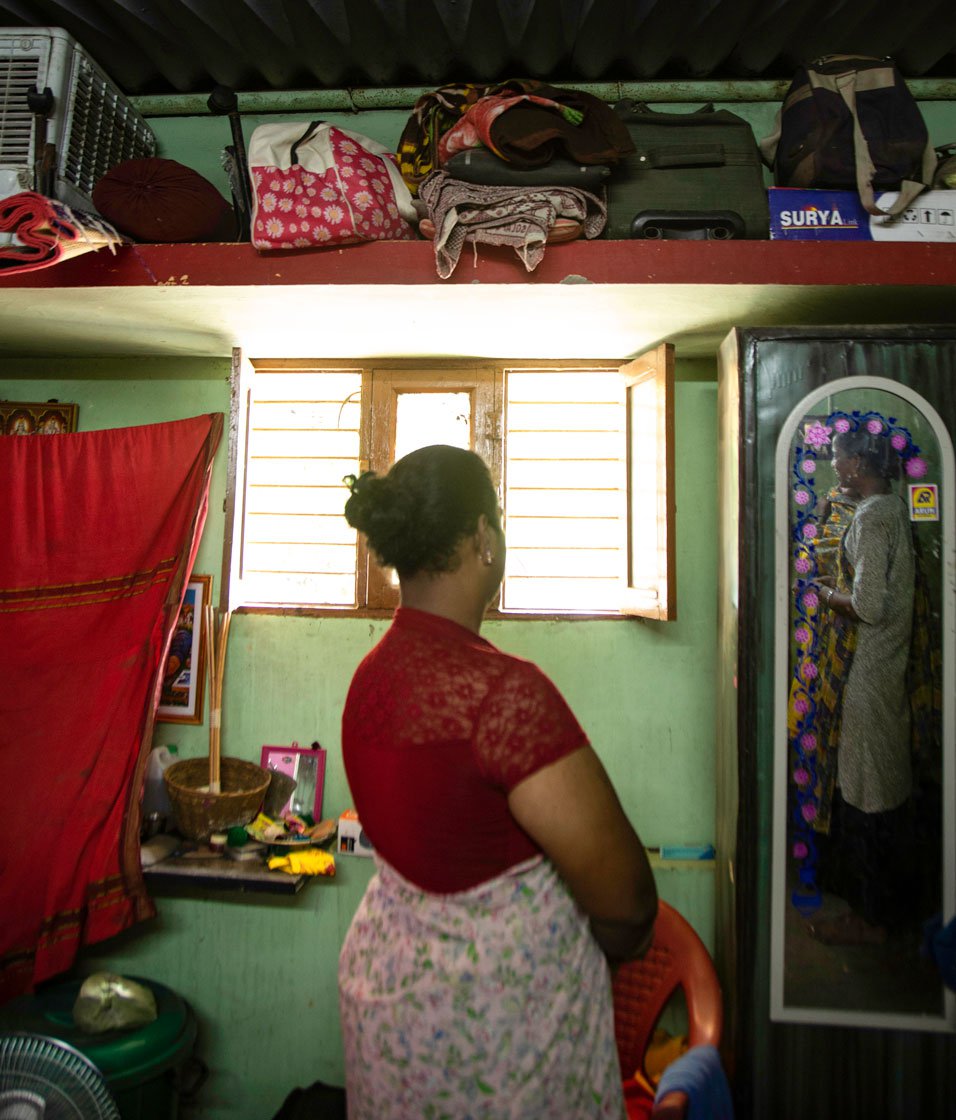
164, 756, 270, 841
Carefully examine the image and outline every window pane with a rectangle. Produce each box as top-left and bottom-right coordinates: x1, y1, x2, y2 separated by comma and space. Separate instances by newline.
504, 576, 622, 612
503, 368, 625, 612
395, 392, 471, 461
238, 366, 362, 606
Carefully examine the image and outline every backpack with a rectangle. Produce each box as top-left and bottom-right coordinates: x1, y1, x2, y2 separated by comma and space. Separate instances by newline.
760, 55, 937, 217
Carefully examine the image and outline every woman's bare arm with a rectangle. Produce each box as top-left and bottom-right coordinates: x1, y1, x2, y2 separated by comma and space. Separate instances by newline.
508, 745, 658, 962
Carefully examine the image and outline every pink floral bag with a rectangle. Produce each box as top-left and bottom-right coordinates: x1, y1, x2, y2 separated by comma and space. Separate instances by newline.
248, 120, 417, 250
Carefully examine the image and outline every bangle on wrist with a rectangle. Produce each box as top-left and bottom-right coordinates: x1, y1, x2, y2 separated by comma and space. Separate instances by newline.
825, 586, 834, 605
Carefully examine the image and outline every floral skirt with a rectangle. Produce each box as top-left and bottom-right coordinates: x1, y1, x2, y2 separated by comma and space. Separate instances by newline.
338, 855, 625, 1119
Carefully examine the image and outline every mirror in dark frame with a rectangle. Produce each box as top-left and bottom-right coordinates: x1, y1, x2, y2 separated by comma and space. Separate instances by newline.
771, 378, 955, 1030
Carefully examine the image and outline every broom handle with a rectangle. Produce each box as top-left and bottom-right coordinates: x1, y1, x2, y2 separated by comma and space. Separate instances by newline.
210, 610, 232, 793
205, 604, 220, 793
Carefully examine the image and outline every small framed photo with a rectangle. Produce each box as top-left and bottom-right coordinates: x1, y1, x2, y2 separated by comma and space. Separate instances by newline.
260, 744, 327, 820
1, 399, 78, 434
157, 574, 212, 725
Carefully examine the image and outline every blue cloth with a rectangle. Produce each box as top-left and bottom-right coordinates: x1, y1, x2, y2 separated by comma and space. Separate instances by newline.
655, 1044, 734, 1120
923, 913, 956, 991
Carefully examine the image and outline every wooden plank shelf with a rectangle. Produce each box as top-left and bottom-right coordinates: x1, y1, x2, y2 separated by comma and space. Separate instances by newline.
2, 240, 954, 362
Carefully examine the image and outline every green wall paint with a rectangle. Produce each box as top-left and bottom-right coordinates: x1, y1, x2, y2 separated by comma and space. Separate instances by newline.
3, 349, 717, 1119
148, 97, 956, 207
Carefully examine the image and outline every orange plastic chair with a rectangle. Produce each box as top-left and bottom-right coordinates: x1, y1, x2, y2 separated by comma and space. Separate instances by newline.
611, 900, 724, 1120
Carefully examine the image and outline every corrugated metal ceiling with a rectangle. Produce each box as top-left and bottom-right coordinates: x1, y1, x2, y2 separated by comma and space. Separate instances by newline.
0, 0, 954, 98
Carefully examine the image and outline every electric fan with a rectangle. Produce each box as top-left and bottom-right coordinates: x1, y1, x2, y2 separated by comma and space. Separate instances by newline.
0, 1033, 120, 1120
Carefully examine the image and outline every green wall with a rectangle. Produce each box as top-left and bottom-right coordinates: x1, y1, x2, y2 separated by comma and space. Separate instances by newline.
6, 83, 954, 1120
146, 97, 956, 206
1, 356, 717, 1120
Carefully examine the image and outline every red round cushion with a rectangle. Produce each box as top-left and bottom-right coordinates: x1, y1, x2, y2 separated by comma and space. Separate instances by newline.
92, 157, 235, 243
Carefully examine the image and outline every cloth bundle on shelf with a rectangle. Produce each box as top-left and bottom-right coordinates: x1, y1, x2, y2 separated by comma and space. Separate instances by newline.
397, 79, 633, 195
419, 171, 606, 278
0, 191, 125, 275
401, 80, 632, 275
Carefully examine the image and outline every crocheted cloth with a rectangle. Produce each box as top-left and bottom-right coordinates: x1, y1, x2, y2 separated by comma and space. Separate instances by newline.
418, 170, 606, 278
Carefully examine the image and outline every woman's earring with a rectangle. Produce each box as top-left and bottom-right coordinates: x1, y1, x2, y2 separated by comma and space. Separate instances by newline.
482, 551, 494, 567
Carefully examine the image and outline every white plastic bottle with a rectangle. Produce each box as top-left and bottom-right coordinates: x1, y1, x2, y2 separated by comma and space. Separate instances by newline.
142, 744, 179, 831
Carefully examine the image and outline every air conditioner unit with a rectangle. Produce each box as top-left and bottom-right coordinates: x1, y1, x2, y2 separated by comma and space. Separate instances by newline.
0, 26, 156, 212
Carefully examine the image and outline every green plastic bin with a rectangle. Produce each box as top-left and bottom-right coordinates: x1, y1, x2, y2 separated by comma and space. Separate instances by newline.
0, 976, 198, 1120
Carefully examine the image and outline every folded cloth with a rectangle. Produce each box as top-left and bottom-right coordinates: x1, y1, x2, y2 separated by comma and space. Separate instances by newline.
437, 93, 583, 164
418, 170, 606, 279
397, 79, 540, 194
494, 83, 635, 167
0, 191, 125, 275
654, 1045, 734, 1120
268, 848, 336, 876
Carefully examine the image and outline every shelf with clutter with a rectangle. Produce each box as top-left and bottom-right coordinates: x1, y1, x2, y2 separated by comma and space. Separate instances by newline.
2, 236, 955, 367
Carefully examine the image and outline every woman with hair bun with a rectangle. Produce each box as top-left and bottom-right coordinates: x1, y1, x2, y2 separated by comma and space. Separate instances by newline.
810, 426, 917, 946
338, 444, 657, 1120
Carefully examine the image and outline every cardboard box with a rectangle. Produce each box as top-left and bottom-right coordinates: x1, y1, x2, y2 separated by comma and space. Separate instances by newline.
337, 809, 374, 857
768, 188, 956, 241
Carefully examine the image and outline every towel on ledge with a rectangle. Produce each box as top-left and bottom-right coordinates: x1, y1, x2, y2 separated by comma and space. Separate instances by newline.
654, 1045, 734, 1120
0, 191, 125, 276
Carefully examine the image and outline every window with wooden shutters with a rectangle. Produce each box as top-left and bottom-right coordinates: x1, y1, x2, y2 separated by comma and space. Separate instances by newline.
226, 349, 675, 619
502, 365, 626, 612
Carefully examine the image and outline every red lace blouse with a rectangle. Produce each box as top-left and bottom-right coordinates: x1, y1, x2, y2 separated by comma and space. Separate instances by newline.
341, 607, 589, 892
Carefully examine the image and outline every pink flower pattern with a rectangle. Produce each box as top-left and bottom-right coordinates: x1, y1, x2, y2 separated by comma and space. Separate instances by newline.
251, 127, 414, 250
804, 421, 832, 447
339, 856, 624, 1118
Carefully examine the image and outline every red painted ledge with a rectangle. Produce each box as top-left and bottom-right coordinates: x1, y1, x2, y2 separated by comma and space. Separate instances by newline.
2, 238, 955, 289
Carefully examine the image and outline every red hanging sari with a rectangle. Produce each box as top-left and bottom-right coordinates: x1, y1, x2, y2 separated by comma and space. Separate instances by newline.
0, 414, 222, 1002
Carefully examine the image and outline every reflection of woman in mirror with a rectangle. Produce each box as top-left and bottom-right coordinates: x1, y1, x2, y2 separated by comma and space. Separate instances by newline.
809, 427, 916, 946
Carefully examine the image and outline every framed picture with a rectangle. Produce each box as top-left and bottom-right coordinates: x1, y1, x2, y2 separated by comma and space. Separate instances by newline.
157, 574, 211, 725
260, 744, 327, 820
0, 399, 78, 435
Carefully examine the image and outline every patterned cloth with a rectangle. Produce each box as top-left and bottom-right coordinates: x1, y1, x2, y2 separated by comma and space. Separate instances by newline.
0, 190, 125, 275
397, 80, 536, 194
419, 170, 606, 278
397, 80, 634, 194
339, 854, 625, 1120
249, 123, 415, 250
341, 607, 588, 894
0, 415, 222, 1000
787, 487, 858, 742
438, 93, 583, 164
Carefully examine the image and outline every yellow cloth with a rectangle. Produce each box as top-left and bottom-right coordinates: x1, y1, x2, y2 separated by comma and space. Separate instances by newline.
268, 849, 336, 876
633, 1029, 688, 1096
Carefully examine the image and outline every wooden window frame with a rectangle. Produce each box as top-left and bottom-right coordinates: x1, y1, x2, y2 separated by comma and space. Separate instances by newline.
365, 363, 501, 610
620, 343, 676, 620
224, 350, 675, 621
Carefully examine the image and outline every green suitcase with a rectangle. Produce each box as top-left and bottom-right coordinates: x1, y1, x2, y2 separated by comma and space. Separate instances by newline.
606, 100, 770, 239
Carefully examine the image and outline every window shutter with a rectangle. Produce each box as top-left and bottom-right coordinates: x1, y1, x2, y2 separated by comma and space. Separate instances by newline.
503, 366, 626, 613
233, 359, 363, 607
620, 343, 676, 620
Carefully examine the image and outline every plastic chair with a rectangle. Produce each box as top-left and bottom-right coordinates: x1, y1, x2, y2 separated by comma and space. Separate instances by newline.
611, 900, 724, 1119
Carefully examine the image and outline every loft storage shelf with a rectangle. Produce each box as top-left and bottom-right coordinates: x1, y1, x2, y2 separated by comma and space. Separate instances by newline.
1, 241, 954, 361
4, 239, 956, 289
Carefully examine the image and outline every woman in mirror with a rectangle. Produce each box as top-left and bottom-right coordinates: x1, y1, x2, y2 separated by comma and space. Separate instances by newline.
810, 426, 917, 946
337, 444, 658, 1120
